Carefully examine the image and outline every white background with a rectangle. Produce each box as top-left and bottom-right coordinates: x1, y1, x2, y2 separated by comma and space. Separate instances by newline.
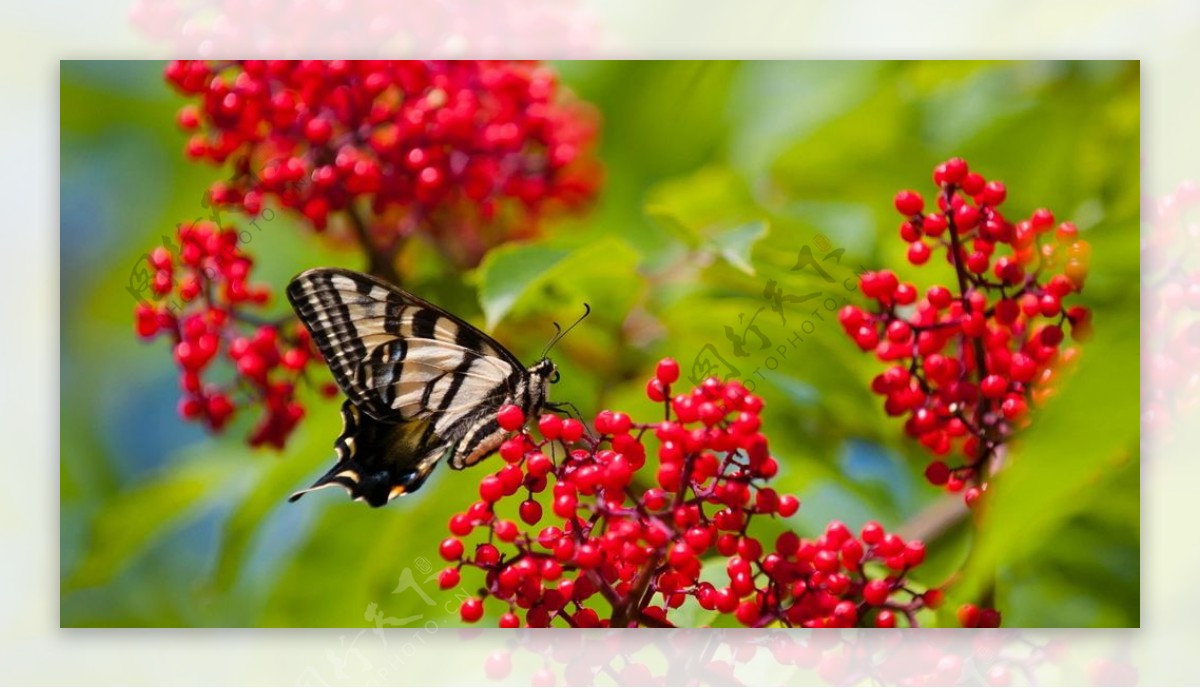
2, 0, 1191, 684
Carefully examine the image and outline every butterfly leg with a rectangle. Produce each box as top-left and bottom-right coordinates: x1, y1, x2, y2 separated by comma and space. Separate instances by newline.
545, 400, 584, 422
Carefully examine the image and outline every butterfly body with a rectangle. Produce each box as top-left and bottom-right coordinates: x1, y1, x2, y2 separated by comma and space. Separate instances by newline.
286, 267, 556, 507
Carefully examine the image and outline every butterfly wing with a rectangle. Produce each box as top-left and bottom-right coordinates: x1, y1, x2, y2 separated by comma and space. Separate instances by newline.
286, 267, 529, 506
287, 267, 522, 424
287, 400, 447, 506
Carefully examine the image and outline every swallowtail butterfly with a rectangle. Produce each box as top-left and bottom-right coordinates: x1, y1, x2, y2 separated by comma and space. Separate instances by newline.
286, 267, 568, 507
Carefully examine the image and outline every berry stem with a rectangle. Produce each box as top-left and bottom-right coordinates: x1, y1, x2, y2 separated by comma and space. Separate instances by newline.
941, 184, 997, 484
941, 184, 1000, 613
346, 203, 403, 286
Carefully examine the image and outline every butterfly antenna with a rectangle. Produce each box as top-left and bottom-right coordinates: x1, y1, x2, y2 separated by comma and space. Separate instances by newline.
540, 303, 592, 358
540, 322, 564, 360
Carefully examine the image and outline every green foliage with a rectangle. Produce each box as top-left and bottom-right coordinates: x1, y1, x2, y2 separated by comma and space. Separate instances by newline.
60, 60, 1139, 628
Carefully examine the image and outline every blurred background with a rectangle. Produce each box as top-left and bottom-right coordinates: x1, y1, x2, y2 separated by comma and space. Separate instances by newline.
60, 60, 1138, 628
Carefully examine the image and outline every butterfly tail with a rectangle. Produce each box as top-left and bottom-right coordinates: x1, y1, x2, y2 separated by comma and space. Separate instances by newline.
288, 400, 386, 506
287, 463, 361, 503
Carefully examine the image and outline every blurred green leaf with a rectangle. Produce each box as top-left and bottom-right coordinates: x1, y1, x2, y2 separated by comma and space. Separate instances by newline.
955, 299, 1139, 618
488, 236, 644, 331
474, 242, 572, 329
65, 458, 238, 591
209, 450, 321, 592
711, 221, 768, 275
645, 166, 758, 242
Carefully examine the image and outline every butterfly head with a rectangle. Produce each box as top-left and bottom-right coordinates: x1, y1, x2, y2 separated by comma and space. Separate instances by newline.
530, 357, 559, 385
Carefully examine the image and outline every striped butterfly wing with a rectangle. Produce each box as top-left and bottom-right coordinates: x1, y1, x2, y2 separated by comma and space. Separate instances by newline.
286, 267, 527, 506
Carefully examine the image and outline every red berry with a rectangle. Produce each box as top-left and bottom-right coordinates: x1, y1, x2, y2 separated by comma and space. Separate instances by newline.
942, 158, 968, 184
1040, 325, 1064, 347
460, 597, 484, 623
907, 241, 931, 265
449, 513, 473, 536
1001, 396, 1027, 420
964, 487, 983, 508
863, 579, 890, 606
979, 180, 1006, 206
1039, 293, 1062, 317
904, 540, 926, 566
927, 285, 953, 309
859, 521, 884, 545
894, 190, 924, 216
923, 213, 948, 236
438, 567, 461, 589
439, 538, 464, 561
954, 204, 980, 230
475, 543, 500, 566
526, 452, 554, 479
980, 374, 1008, 399
735, 600, 760, 626
838, 305, 867, 329
561, 418, 585, 442
304, 116, 333, 144
885, 320, 912, 343
519, 499, 543, 525
538, 413, 562, 439
962, 172, 986, 195
493, 520, 519, 542
924, 461, 950, 485
957, 603, 981, 627
497, 404, 525, 431
965, 251, 990, 274
656, 358, 680, 384
479, 475, 504, 503
553, 493, 577, 519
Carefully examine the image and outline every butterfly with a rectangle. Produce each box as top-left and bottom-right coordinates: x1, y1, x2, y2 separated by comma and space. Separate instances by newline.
285, 267, 580, 507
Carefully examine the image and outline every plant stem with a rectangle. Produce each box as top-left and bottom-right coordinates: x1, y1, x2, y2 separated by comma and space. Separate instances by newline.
346, 204, 402, 285
943, 185, 998, 612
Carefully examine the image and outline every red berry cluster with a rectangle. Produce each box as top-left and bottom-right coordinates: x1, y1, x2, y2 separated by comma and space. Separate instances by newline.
1144, 179, 1200, 440
839, 159, 1091, 503
956, 602, 1002, 628
486, 627, 1061, 686
164, 59, 600, 268
133, 220, 330, 447
439, 359, 938, 628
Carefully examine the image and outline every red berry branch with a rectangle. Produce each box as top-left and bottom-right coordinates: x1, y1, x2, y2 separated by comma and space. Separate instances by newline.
135, 60, 600, 447
165, 59, 600, 274
1144, 179, 1200, 441
839, 158, 1091, 506
440, 360, 942, 628
133, 221, 330, 447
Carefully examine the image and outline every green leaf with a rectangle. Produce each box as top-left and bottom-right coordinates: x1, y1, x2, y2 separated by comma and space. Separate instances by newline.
477, 237, 643, 330
645, 167, 757, 242
64, 458, 237, 590
209, 451, 321, 592
710, 221, 768, 275
955, 304, 1139, 606
645, 167, 770, 273
474, 242, 572, 328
